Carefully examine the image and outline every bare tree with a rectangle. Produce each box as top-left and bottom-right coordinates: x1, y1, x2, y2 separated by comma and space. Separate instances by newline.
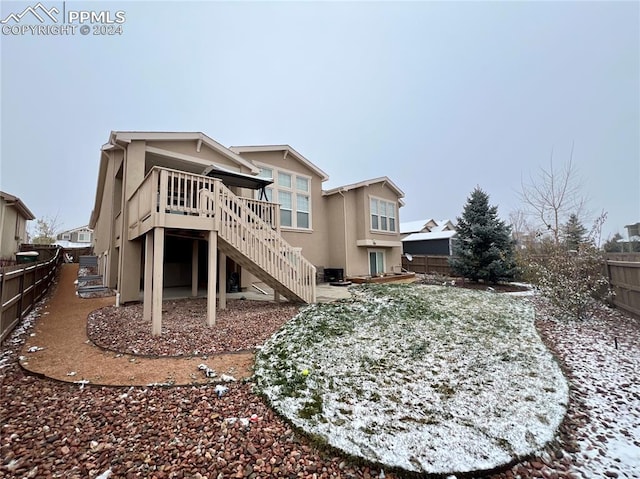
31, 214, 63, 245
508, 209, 534, 249
520, 144, 587, 244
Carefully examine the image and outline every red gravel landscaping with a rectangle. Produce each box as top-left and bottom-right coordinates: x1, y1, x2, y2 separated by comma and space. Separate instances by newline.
2, 281, 639, 478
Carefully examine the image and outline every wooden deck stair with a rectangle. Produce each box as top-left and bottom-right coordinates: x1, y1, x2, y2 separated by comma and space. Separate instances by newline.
202, 184, 316, 304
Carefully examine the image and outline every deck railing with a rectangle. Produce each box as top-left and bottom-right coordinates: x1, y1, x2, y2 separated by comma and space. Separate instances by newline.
128, 167, 280, 234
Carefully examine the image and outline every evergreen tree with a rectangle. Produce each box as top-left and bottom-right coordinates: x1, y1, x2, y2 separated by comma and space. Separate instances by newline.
603, 233, 624, 253
562, 213, 587, 250
449, 187, 517, 283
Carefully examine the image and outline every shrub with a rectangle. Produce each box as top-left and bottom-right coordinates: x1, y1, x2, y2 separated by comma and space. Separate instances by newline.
526, 243, 610, 320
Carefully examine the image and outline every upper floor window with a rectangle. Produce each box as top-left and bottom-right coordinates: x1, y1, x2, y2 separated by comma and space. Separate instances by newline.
257, 165, 311, 230
370, 197, 396, 232
77, 232, 90, 242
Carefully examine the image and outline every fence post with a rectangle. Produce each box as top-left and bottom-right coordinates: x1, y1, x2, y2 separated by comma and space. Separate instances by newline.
17, 268, 25, 321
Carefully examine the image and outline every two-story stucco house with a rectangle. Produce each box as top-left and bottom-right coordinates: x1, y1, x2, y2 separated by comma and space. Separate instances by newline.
89, 131, 404, 334
0, 190, 35, 261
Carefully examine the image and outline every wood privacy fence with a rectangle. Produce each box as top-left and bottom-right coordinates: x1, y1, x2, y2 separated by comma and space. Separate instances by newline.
606, 253, 640, 319
0, 247, 63, 343
402, 255, 454, 276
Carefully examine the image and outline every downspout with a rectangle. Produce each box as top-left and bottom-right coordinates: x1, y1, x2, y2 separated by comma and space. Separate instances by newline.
339, 190, 349, 278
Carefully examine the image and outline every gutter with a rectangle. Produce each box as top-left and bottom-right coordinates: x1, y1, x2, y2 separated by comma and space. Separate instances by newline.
338, 190, 349, 278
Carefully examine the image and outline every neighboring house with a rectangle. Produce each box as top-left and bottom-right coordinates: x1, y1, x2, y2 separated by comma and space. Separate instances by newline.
400, 218, 457, 256
89, 131, 404, 334
57, 225, 94, 244
625, 222, 640, 241
0, 190, 35, 260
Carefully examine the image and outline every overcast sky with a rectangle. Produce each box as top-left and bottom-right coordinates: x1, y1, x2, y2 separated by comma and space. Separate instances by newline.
1, 0, 638, 242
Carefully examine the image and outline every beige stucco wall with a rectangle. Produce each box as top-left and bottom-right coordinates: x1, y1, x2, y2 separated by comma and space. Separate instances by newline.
92, 150, 121, 288
325, 193, 347, 272
327, 182, 403, 277
0, 200, 28, 259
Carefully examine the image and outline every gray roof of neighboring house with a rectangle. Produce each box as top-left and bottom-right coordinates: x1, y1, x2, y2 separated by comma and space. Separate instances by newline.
58, 225, 92, 235
402, 230, 457, 242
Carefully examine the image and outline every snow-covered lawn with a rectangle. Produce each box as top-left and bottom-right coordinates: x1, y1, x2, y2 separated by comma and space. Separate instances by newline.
254, 284, 569, 475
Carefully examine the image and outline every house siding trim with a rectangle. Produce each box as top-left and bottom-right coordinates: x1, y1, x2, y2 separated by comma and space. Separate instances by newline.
356, 239, 402, 248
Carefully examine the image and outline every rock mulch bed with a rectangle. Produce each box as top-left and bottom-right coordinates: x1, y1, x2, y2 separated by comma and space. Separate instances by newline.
87, 299, 300, 357
2, 282, 639, 478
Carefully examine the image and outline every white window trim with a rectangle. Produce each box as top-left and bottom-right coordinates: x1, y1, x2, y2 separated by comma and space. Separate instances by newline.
369, 196, 397, 233
255, 162, 313, 231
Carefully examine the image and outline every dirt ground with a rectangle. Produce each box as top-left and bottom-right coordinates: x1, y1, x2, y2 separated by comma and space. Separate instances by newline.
19, 264, 254, 386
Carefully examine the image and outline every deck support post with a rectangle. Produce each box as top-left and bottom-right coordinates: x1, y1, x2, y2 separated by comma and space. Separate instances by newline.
207, 231, 217, 326
152, 227, 165, 336
143, 232, 153, 323
191, 239, 199, 297
219, 252, 227, 310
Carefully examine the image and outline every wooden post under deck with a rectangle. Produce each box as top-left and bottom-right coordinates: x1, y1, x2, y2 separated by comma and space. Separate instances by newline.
152, 227, 165, 336
191, 239, 199, 297
143, 232, 153, 323
207, 231, 217, 326
219, 252, 227, 310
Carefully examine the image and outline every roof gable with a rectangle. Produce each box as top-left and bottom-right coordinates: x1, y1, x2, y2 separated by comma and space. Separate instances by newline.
400, 218, 455, 234
107, 131, 260, 174
323, 176, 404, 199
0, 190, 35, 220
230, 145, 329, 181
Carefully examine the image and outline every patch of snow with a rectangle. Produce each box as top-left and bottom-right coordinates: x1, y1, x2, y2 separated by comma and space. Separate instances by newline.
538, 303, 640, 479
74, 380, 90, 390
215, 384, 229, 397
255, 284, 569, 475
95, 468, 112, 479
198, 363, 216, 378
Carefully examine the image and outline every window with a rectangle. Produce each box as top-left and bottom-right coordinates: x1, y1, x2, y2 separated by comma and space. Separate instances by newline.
278, 172, 292, 189
257, 166, 312, 230
78, 232, 90, 242
297, 194, 309, 228
279, 191, 292, 227
62, 233, 71, 240
369, 250, 385, 275
370, 198, 397, 232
